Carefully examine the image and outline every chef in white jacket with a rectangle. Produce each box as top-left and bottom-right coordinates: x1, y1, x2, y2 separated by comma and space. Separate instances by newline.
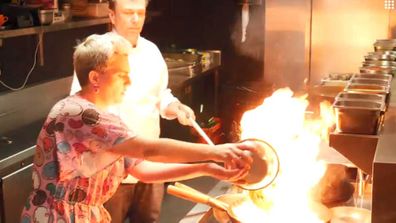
70, 0, 195, 222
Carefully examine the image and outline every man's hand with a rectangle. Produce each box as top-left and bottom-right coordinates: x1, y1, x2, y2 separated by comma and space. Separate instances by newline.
166, 101, 196, 126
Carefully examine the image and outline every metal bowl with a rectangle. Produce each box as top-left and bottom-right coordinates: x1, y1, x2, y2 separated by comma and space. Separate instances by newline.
38, 9, 53, 25
330, 206, 371, 223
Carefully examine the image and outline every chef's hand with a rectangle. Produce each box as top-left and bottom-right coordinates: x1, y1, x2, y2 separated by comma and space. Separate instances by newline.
166, 101, 196, 126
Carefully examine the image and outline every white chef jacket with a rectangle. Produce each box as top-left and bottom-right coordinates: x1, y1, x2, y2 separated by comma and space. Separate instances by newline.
70, 34, 179, 183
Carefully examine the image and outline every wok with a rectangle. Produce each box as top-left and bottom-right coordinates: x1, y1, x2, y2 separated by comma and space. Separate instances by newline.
167, 182, 246, 222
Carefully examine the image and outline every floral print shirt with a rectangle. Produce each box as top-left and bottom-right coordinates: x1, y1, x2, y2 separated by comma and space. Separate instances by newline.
20, 95, 139, 223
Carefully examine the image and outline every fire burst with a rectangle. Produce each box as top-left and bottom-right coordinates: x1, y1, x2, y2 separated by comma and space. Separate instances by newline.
236, 88, 335, 222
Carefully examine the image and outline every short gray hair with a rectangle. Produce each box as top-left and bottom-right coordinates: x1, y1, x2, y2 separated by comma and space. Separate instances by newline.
73, 33, 131, 87
109, 0, 150, 11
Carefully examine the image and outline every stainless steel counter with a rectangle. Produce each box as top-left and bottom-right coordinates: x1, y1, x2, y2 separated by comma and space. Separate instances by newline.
0, 17, 109, 39
372, 79, 396, 223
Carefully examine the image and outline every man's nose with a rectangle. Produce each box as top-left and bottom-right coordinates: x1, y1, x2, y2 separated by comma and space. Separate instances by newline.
125, 76, 131, 86
131, 12, 139, 23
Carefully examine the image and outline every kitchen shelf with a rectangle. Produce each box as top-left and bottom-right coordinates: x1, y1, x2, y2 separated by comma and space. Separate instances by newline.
0, 17, 110, 39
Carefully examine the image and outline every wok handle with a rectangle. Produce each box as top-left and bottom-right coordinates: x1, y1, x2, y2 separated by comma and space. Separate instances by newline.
167, 185, 229, 211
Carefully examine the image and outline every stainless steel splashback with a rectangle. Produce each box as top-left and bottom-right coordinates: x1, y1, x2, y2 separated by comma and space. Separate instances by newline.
0, 77, 72, 135
263, 0, 395, 90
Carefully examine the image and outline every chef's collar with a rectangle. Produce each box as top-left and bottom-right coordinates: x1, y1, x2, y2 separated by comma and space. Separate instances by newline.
111, 30, 140, 48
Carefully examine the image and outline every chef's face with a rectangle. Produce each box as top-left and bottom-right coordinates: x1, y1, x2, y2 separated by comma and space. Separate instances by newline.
109, 0, 146, 42
98, 53, 131, 105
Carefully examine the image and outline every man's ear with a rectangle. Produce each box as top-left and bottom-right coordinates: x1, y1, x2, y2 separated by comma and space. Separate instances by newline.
109, 9, 116, 26
88, 70, 100, 86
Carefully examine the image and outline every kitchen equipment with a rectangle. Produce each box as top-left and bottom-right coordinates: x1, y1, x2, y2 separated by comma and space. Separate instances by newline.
344, 82, 390, 105
362, 60, 396, 68
360, 66, 396, 76
189, 117, 215, 145
364, 51, 396, 61
62, 3, 72, 21
330, 206, 371, 223
345, 83, 390, 95
38, 9, 54, 25
335, 92, 386, 103
235, 138, 280, 191
86, 2, 109, 17
351, 73, 392, 82
164, 52, 202, 77
349, 78, 391, 87
332, 100, 385, 135
0, 14, 8, 26
167, 183, 245, 222
374, 39, 396, 52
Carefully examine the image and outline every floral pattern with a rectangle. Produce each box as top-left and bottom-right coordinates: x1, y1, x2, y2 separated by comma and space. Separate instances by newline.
21, 95, 138, 223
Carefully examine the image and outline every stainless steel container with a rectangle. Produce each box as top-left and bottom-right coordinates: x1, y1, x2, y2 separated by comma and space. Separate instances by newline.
359, 66, 395, 76
38, 9, 54, 25
335, 92, 386, 103
374, 39, 396, 52
365, 51, 396, 61
352, 73, 393, 82
349, 78, 391, 87
362, 60, 396, 68
344, 83, 390, 107
333, 100, 385, 135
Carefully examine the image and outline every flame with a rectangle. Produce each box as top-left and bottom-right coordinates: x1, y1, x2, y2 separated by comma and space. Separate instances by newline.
236, 88, 336, 222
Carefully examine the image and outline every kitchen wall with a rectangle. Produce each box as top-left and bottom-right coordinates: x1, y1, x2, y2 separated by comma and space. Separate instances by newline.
310, 0, 392, 84
264, 0, 395, 91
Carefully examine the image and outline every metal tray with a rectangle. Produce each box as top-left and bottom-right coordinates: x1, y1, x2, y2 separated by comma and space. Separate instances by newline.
352, 73, 392, 82
345, 83, 390, 95
360, 66, 396, 76
335, 92, 386, 103
374, 39, 396, 52
365, 51, 396, 61
333, 100, 385, 135
362, 60, 396, 67
349, 78, 391, 87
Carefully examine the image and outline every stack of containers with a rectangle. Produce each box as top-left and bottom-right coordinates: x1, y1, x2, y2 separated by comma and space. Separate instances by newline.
332, 39, 395, 135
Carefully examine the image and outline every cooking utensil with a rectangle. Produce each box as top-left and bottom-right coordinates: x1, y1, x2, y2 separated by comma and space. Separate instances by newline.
189, 117, 215, 146
235, 138, 280, 191
330, 206, 371, 223
167, 183, 244, 222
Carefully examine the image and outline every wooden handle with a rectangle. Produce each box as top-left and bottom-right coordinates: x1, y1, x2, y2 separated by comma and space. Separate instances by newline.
189, 117, 215, 146
167, 185, 229, 211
